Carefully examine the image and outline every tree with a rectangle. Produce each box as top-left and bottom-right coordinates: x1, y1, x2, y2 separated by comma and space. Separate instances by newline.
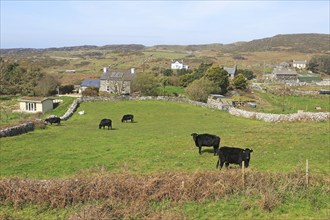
308, 55, 330, 74
233, 74, 248, 90
0, 59, 45, 95
237, 69, 255, 80
160, 68, 173, 76
131, 73, 161, 96
185, 78, 218, 102
203, 66, 229, 94
34, 74, 60, 96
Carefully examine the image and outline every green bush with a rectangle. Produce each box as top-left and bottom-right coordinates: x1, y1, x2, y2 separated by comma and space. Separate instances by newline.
185, 78, 218, 102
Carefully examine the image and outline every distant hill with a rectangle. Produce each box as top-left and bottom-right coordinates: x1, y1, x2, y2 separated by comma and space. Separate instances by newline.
1, 34, 329, 55
224, 33, 330, 53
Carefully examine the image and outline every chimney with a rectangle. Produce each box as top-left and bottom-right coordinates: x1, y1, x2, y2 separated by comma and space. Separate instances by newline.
131, 67, 135, 74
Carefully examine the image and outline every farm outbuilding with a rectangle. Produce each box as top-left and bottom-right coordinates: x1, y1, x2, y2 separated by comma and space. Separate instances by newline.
18, 97, 54, 113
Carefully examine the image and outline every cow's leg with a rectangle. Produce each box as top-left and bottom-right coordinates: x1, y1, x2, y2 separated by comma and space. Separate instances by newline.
225, 163, 229, 169
216, 159, 219, 169
213, 146, 217, 156
199, 146, 202, 155
220, 161, 225, 170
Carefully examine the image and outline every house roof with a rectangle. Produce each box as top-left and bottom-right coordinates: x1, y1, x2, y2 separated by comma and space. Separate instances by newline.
81, 78, 100, 87
18, 96, 53, 102
224, 67, 237, 75
100, 69, 135, 81
293, 60, 307, 64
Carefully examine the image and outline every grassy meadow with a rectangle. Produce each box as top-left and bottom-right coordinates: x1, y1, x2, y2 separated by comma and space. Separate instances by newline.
1, 100, 329, 178
1, 100, 329, 219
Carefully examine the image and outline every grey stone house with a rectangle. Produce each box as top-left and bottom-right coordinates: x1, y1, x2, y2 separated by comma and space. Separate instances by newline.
99, 67, 135, 95
272, 67, 298, 82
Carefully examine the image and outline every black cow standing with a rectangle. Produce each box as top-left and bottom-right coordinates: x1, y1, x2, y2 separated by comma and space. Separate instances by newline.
216, 146, 253, 170
45, 117, 61, 125
191, 133, 220, 155
121, 114, 134, 123
99, 119, 112, 130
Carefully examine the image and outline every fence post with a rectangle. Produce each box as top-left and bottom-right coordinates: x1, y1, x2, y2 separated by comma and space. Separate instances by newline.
242, 161, 245, 189
306, 159, 309, 187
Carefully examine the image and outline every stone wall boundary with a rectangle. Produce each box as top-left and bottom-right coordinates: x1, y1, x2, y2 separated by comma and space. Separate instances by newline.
79, 96, 330, 123
0, 122, 35, 138
1, 95, 328, 138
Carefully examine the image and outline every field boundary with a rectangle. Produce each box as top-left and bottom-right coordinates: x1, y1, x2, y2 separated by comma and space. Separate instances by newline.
1, 95, 329, 138
78, 96, 330, 123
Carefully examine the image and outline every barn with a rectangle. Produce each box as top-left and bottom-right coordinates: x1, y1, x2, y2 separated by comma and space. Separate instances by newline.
18, 97, 54, 113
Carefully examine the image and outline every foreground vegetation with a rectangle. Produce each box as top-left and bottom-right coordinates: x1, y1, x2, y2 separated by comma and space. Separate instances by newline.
1, 100, 329, 219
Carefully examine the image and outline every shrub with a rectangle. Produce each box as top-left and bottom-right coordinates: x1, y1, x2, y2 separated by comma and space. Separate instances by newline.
185, 78, 218, 102
131, 73, 160, 96
82, 87, 99, 96
233, 74, 248, 90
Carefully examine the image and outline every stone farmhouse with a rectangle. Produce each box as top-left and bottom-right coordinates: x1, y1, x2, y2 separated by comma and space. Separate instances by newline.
99, 67, 135, 95
171, 60, 189, 70
271, 67, 298, 82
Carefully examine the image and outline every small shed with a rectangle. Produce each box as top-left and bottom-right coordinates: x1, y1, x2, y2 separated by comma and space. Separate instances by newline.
18, 97, 54, 113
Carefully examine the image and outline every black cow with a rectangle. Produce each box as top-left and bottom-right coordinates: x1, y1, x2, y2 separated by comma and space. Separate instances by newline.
45, 117, 61, 125
191, 133, 220, 155
216, 146, 253, 170
121, 114, 134, 123
99, 119, 112, 130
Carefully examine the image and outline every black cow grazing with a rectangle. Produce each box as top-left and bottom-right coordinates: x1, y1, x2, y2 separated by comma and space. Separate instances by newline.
99, 119, 112, 130
121, 114, 134, 123
216, 146, 253, 170
45, 117, 61, 125
191, 133, 221, 155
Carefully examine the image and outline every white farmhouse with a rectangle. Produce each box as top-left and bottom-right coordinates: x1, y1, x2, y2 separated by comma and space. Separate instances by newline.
292, 60, 307, 69
171, 60, 189, 70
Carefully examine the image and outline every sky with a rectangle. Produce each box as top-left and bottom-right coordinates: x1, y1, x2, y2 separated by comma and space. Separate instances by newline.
1, 1, 329, 49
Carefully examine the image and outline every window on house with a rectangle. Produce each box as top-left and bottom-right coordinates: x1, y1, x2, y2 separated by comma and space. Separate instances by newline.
26, 102, 36, 111
106, 86, 110, 92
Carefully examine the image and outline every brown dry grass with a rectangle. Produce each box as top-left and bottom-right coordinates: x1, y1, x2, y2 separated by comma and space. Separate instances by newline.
0, 170, 328, 218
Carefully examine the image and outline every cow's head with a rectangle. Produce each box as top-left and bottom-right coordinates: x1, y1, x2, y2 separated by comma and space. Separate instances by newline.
243, 148, 253, 167
191, 133, 198, 141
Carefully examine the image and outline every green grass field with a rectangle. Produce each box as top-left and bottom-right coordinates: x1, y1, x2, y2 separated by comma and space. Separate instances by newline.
1, 100, 329, 219
1, 100, 329, 178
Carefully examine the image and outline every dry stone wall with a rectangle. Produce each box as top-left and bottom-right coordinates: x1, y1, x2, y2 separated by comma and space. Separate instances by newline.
80, 96, 330, 123
1, 95, 329, 138
0, 122, 34, 138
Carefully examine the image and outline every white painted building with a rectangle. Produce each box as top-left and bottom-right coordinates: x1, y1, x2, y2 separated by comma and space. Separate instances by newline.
292, 60, 307, 69
171, 61, 189, 70
18, 97, 54, 113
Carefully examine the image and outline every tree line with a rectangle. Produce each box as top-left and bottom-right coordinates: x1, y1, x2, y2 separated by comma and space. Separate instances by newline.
133, 63, 253, 102
0, 58, 74, 96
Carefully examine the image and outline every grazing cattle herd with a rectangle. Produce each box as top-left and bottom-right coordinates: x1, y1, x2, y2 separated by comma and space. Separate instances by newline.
45, 113, 253, 170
